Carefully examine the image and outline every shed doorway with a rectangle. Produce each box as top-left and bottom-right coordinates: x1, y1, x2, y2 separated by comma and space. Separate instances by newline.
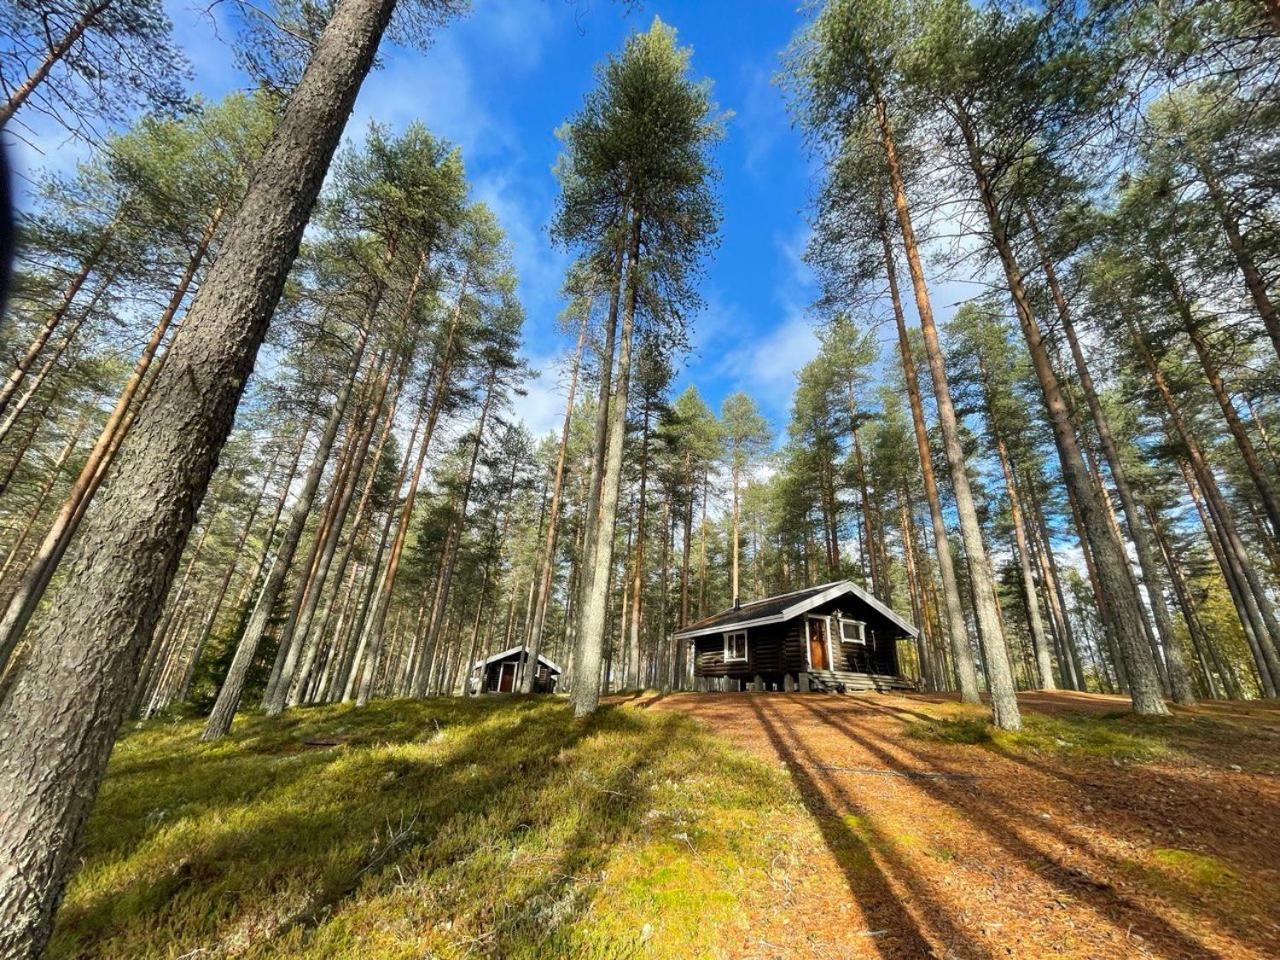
498, 661, 516, 693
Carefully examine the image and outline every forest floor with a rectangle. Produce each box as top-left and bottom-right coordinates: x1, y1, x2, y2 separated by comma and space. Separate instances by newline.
645, 690, 1280, 960
48, 691, 1279, 959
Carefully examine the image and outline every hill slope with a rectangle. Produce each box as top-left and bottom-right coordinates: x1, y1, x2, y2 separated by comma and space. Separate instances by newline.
51, 693, 1280, 958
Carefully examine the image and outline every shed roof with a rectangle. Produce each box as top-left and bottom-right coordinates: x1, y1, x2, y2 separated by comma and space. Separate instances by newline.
471, 646, 563, 674
671, 580, 918, 640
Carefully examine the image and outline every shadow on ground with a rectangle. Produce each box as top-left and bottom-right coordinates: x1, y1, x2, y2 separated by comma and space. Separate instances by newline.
50, 695, 787, 959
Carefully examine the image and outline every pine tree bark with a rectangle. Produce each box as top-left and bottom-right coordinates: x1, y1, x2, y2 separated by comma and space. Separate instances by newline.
874, 153, 987, 708
572, 215, 640, 717
521, 310, 588, 692
1028, 210, 1193, 703
953, 106, 1165, 716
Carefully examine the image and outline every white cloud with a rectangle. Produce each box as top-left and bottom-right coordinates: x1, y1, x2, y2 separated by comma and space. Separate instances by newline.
515, 352, 573, 440
717, 312, 819, 421
472, 169, 567, 326
736, 64, 788, 176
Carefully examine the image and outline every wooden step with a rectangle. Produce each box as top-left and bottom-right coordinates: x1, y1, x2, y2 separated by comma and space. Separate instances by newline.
807, 670, 918, 693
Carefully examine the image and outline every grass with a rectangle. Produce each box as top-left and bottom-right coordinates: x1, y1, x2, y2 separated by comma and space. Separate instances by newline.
899, 693, 1280, 773
898, 702, 1280, 766
49, 696, 801, 960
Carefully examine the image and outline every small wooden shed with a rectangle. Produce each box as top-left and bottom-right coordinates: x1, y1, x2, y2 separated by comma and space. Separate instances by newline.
471, 646, 562, 694
673, 580, 918, 693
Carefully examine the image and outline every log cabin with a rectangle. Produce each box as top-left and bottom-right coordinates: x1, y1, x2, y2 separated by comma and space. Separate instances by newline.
471, 646, 562, 694
673, 580, 918, 693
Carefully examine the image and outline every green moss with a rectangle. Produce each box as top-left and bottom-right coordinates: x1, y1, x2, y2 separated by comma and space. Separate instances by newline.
1151, 848, 1239, 888
906, 712, 1168, 762
50, 697, 794, 960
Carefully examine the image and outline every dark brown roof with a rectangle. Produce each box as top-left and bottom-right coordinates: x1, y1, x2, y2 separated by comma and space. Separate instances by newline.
672, 580, 918, 640
676, 583, 841, 634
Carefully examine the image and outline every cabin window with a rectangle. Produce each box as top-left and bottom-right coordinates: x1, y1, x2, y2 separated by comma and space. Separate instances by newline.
839, 618, 866, 644
723, 630, 748, 662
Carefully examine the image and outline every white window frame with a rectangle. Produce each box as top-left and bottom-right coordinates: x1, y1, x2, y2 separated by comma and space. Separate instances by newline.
723, 630, 748, 663
838, 617, 867, 645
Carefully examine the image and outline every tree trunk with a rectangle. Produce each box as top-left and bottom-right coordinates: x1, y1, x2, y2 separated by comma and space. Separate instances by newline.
1170, 277, 1280, 542
0, 0, 115, 124
203, 311, 372, 736
873, 122, 991, 712
0, 232, 109, 421
1194, 159, 1280, 363
627, 401, 651, 688
345, 392, 428, 701
0, 408, 92, 585
0, 383, 64, 503
319, 362, 407, 699
992, 431, 1055, 689
575, 231, 628, 639
521, 309, 588, 692
953, 107, 1164, 716
407, 364, 496, 701
1022, 471, 1084, 691
572, 215, 640, 717
1028, 209, 1192, 702
1130, 318, 1280, 692
0, 274, 108, 449
0, 207, 223, 667
287, 253, 427, 704
180, 441, 284, 702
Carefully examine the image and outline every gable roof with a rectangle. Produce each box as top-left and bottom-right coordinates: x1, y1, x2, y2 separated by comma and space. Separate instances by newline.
471, 646, 563, 674
672, 580, 917, 640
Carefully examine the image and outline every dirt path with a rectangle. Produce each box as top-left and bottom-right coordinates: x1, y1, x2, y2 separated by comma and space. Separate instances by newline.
639, 691, 1280, 960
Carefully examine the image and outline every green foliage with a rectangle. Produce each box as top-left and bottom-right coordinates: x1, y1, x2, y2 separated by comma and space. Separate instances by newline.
552, 16, 724, 340
1, 0, 189, 136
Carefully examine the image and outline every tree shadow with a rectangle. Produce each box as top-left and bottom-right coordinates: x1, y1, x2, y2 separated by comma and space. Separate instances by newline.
48, 699, 701, 959
967, 741, 1280, 953
790, 697, 1230, 959
747, 695, 992, 960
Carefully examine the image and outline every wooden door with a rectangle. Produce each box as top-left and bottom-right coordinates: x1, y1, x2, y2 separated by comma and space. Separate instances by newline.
808, 618, 829, 670
499, 662, 515, 693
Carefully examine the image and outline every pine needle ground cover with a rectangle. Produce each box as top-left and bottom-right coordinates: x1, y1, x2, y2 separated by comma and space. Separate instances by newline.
52, 692, 1280, 959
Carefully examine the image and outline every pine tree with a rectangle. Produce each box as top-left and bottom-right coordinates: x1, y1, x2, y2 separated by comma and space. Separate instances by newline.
0, 2, 465, 951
